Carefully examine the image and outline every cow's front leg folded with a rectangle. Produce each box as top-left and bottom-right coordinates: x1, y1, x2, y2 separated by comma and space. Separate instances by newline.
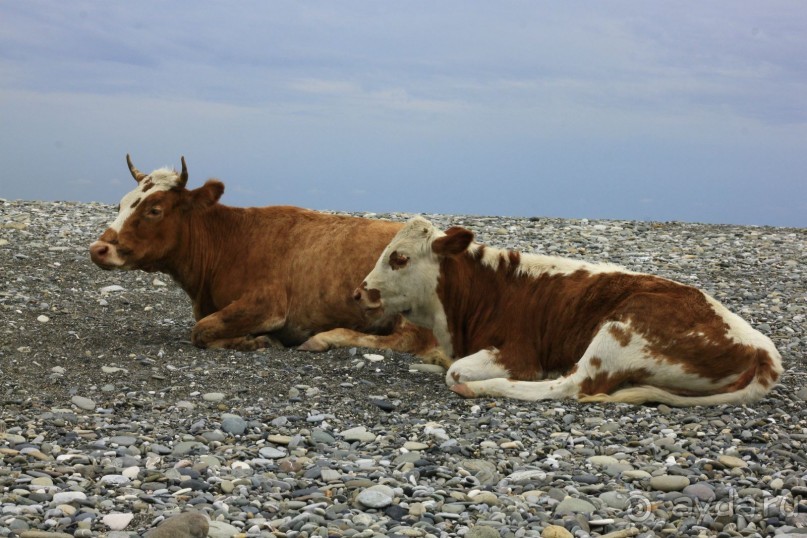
190, 294, 286, 351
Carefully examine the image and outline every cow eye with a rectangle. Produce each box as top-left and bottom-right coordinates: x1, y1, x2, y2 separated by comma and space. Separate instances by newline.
389, 251, 408, 270
148, 206, 162, 217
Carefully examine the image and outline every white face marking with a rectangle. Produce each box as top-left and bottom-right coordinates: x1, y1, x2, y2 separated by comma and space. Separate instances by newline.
109, 168, 181, 232
363, 217, 455, 356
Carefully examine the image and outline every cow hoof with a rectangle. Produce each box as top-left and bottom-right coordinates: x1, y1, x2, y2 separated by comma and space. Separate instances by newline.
298, 336, 329, 352
450, 383, 477, 398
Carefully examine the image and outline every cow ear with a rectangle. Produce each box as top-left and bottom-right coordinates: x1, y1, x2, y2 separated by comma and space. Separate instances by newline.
432, 227, 473, 257
191, 180, 224, 207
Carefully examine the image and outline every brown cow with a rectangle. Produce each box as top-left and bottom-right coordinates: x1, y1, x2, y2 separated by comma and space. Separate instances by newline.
354, 217, 783, 406
89, 155, 447, 366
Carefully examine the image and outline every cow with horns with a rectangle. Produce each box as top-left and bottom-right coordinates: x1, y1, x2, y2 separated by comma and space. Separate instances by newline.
354, 217, 782, 406
89, 155, 446, 365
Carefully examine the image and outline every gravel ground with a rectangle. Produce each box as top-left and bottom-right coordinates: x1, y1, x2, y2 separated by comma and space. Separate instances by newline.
1, 199, 806, 538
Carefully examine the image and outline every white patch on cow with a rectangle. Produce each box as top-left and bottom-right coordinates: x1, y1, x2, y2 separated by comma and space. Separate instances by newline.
468, 237, 630, 278
516, 252, 630, 278
445, 348, 509, 386
109, 168, 181, 232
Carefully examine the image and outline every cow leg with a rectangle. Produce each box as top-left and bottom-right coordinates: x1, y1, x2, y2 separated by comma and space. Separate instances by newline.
450, 321, 646, 401
191, 294, 287, 351
299, 319, 451, 368
445, 348, 511, 386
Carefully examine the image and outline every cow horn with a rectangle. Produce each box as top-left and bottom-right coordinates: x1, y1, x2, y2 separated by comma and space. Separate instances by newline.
178, 156, 188, 188
126, 154, 147, 183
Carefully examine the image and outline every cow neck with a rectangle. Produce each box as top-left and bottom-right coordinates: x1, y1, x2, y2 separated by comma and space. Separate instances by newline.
436, 247, 522, 357
164, 204, 236, 301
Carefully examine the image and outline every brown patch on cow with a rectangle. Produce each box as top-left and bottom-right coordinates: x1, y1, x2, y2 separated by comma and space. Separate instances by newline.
141, 181, 155, 192
579, 368, 650, 396
753, 349, 780, 388
366, 287, 381, 304
590, 356, 602, 370
609, 324, 632, 346
389, 250, 408, 270
130, 198, 141, 209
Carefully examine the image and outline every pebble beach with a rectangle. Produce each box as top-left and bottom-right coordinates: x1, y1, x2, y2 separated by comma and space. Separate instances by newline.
1, 199, 806, 538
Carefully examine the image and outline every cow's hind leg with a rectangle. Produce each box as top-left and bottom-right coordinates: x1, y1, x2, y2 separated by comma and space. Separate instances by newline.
299, 319, 450, 368
191, 292, 287, 351
451, 321, 647, 401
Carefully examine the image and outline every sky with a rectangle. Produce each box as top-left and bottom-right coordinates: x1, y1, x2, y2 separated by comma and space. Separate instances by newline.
1, 2, 805, 227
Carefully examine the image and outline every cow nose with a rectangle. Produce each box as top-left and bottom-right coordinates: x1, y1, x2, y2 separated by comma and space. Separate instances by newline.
90, 241, 109, 259
353, 285, 365, 302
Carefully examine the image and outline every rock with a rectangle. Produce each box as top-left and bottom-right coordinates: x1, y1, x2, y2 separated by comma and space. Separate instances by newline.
340, 426, 376, 442
650, 474, 690, 492
554, 497, 596, 515
684, 482, 716, 501
207, 521, 240, 538
542, 525, 574, 538
356, 484, 395, 508
718, 455, 748, 468
220, 413, 247, 435
70, 395, 95, 411
102, 513, 134, 531
143, 512, 209, 538
467, 526, 502, 538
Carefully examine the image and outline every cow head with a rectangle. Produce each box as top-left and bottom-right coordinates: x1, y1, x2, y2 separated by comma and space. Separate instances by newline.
89, 154, 224, 272
354, 217, 474, 328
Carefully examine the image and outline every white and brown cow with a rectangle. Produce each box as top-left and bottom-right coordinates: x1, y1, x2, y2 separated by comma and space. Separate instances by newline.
90, 155, 447, 365
355, 217, 783, 406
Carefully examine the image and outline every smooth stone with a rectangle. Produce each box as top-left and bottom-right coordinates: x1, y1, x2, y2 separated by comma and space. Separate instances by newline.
103, 513, 134, 531
109, 435, 137, 446
542, 525, 574, 538
266, 435, 293, 445
172, 441, 208, 456
100, 285, 125, 293
587, 455, 619, 467
403, 441, 429, 451
718, 455, 748, 468
99, 475, 131, 487
340, 426, 376, 442
684, 482, 716, 501
220, 414, 247, 435
20, 530, 74, 538
622, 470, 652, 480
554, 497, 596, 515
70, 396, 95, 411
258, 447, 286, 459
31, 476, 54, 487
469, 491, 500, 506
143, 512, 209, 538
356, 484, 395, 508
507, 470, 547, 484
52, 491, 88, 504
650, 474, 690, 492
207, 521, 240, 538
202, 392, 225, 402
599, 490, 630, 509
409, 363, 446, 374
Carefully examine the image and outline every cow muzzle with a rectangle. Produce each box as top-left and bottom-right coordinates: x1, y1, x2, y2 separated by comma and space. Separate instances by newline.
354, 282, 383, 312
89, 240, 124, 269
